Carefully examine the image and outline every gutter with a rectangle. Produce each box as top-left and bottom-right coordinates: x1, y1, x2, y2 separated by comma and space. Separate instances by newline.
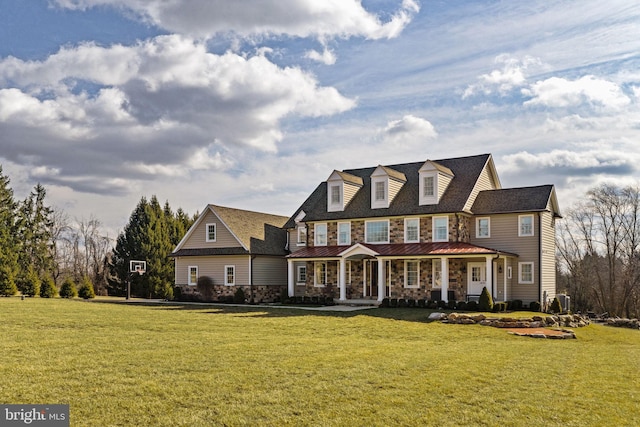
538, 212, 543, 309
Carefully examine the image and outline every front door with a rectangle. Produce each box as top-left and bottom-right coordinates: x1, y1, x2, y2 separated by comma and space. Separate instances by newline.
467, 262, 487, 296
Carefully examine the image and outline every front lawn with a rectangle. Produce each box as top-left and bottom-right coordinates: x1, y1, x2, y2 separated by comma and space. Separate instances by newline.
1, 298, 638, 426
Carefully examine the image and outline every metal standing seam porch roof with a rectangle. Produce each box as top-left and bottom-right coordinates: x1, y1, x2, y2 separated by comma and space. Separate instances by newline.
287, 242, 518, 259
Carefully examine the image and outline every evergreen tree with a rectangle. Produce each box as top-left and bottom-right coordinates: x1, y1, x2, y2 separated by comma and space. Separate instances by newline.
16, 264, 41, 297
0, 165, 19, 294
59, 278, 77, 298
478, 286, 494, 312
40, 276, 58, 298
78, 276, 96, 299
16, 183, 54, 277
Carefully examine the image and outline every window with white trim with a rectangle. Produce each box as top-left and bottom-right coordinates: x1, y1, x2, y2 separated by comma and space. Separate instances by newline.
314, 262, 327, 287
519, 262, 534, 284
297, 226, 307, 245
405, 260, 420, 288
206, 223, 216, 242
476, 217, 490, 238
432, 259, 442, 288
423, 175, 435, 197
432, 216, 449, 242
188, 266, 198, 286
296, 265, 306, 284
314, 223, 327, 246
405, 218, 420, 243
519, 215, 534, 237
330, 184, 341, 205
224, 265, 235, 286
365, 220, 389, 244
338, 222, 351, 245
375, 180, 386, 201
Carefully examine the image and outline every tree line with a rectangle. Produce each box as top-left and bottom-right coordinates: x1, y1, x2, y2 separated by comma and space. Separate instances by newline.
0, 165, 194, 298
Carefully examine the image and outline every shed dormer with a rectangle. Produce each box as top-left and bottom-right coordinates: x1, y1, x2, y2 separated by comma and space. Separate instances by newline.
327, 170, 363, 212
419, 160, 454, 205
370, 165, 407, 209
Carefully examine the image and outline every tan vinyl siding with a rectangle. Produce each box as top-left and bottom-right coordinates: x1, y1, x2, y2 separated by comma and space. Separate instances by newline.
388, 178, 404, 203
469, 213, 539, 303
540, 209, 557, 303
289, 228, 307, 252
175, 255, 249, 286
343, 182, 361, 208
438, 174, 452, 200
182, 209, 243, 249
463, 164, 499, 211
252, 256, 287, 287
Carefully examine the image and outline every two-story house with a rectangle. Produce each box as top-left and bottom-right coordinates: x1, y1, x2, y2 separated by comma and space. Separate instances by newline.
284, 153, 561, 305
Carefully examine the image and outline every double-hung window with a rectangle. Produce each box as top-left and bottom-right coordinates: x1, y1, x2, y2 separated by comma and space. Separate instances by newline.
330, 185, 341, 206
365, 220, 389, 244
405, 260, 420, 288
297, 265, 307, 284
188, 266, 198, 286
432, 216, 448, 242
224, 265, 235, 286
476, 217, 490, 238
297, 226, 307, 245
519, 215, 534, 237
423, 175, 435, 197
314, 223, 327, 246
338, 222, 351, 245
405, 218, 420, 243
206, 223, 216, 242
519, 262, 534, 284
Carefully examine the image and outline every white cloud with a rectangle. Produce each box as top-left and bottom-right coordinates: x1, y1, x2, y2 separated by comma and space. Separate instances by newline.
304, 47, 337, 65
379, 115, 437, 147
523, 75, 630, 109
0, 35, 356, 194
463, 55, 541, 98
54, 0, 420, 41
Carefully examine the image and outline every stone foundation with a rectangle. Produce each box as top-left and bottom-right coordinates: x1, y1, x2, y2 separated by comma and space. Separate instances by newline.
176, 284, 285, 303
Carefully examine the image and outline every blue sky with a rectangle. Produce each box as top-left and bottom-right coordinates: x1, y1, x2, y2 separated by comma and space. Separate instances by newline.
1, 0, 639, 234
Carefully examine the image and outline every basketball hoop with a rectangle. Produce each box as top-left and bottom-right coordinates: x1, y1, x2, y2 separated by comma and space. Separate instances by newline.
127, 260, 147, 300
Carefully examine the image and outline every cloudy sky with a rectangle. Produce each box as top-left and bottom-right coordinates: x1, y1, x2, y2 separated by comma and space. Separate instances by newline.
1, 0, 639, 235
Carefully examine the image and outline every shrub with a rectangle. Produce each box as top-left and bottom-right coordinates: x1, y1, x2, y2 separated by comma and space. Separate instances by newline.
456, 301, 467, 311
196, 276, 215, 302
417, 299, 426, 308
529, 301, 541, 312
466, 300, 478, 311
398, 298, 407, 308
380, 298, 390, 308
437, 300, 447, 309
426, 300, 438, 309
59, 278, 77, 299
509, 299, 523, 311
280, 287, 289, 303
324, 297, 334, 306
407, 298, 415, 308
173, 286, 182, 301
550, 297, 563, 313
17, 266, 40, 297
447, 300, 457, 310
478, 287, 494, 312
233, 287, 246, 304
492, 302, 508, 312
389, 298, 398, 308
78, 276, 96, 299
39, 276, 57, 298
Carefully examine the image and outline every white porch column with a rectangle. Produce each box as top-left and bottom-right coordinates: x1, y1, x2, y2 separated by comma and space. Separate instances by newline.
503, 258, 507, 301
377, 259, 385, 302
441, 257, 449, 302
339, 258, 347, 301
485, 256, 493, 298
287, 260, 295, 297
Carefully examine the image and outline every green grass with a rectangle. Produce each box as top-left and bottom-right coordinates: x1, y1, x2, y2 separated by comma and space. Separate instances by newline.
1, 298, 639, 426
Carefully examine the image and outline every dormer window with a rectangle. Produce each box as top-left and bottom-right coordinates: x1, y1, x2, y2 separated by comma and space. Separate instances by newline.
375, 181, 386, 201
327, 170, 363, 212
419, 160, 454, 206
330, 185, 341, 205
370, 165, 406, 209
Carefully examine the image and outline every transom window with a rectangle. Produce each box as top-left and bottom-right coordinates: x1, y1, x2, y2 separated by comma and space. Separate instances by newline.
365, 220, 389, 244
188, 266, 198, 286
519, 215, 534, 237
338, 222, 351, 245
224, 265, 235, 286
405, 218, 420, 243
206, 223, 216, 242
476, 217, 490, 238
314, 223, 327, 246
519, 262, 534, 284
432, 216, 449, 242
405, 260, 420, 288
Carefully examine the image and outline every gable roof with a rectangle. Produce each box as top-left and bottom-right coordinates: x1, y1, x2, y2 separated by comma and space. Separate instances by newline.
172, 204, 289, 256
471, 185, 561, 217
284, 153, 493, 227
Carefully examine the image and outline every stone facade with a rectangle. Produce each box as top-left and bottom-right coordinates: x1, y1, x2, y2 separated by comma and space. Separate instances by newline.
177, 284, 285, 303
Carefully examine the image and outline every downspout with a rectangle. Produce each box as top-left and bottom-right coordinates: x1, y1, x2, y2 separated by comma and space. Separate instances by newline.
492, 253, 500, 300
538, 212, 543, 310
250, 254, 255, 304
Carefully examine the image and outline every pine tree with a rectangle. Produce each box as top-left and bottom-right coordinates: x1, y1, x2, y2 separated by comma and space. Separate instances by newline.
478, 286, 494, 312
0, 165, 19, 295
78, 276, 96, 299
59, 277, 77, 298
16, 183, 54, 278
16, 264, 41, 297
40, 276, 58, 298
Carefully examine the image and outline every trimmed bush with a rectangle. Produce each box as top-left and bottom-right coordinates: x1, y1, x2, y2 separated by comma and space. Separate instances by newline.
407, 299, 416, 308
492, 302, 508, 312
324, 297, 334, 306
417, 299, 426, 308
437, 300, 447, 309
478, 287, 494, 312
529, 301, 541, 312
173, 286, 182, 301
78, 276, 96, 299
40, 276, 57, 298
196, 276, 215, 302
233, 287, 246, 304
447, 300, 457, 310
509, 299, 523, 311
426, 300, 438, 309
389, 298, 398, 308
456, 301, 467, 311
380, 298, 390, 308
398, 298, 407, 308
466, 300, 478, 311
550, 297, 562, 314
59, 278, 77, 299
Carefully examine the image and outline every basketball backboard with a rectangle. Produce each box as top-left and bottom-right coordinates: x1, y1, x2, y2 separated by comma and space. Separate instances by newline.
129, 260, 146, 275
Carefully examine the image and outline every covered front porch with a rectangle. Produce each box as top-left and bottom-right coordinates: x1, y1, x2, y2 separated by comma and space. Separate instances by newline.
286, 242, 517, 303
